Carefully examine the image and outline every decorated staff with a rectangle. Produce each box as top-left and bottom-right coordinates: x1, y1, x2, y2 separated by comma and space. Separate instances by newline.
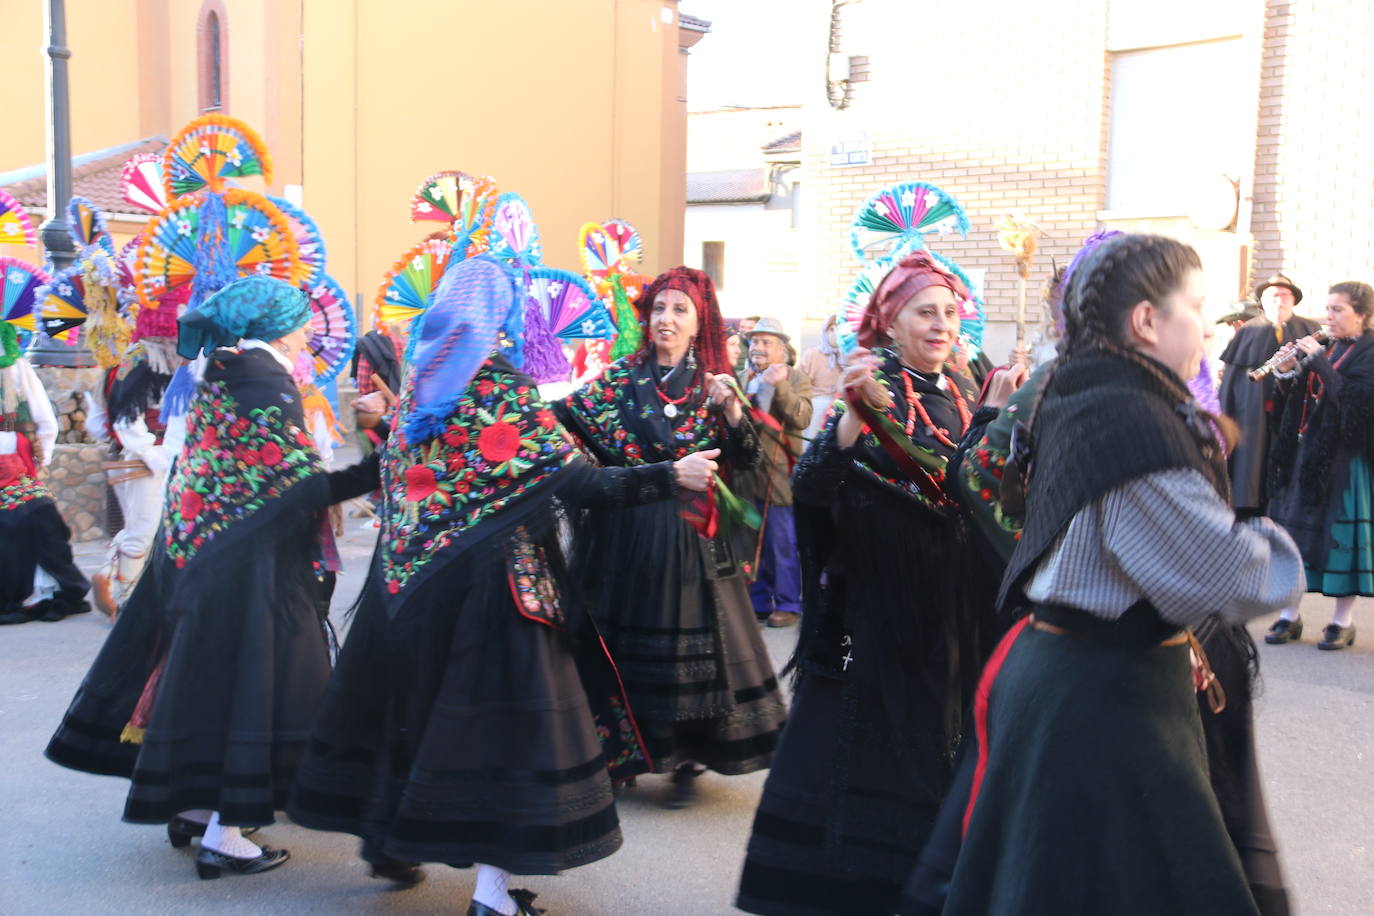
996, 209, 1042, 347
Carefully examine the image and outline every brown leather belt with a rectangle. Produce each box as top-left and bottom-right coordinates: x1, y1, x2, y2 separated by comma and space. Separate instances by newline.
102, 460, 153, 485
1028, 614, 1224, 712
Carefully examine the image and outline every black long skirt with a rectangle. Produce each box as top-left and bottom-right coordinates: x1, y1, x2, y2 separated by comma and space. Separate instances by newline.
46, 512, 331, 827
577, 498, 786, 774
944, 609, 1258, 916
288, 536, 634, 875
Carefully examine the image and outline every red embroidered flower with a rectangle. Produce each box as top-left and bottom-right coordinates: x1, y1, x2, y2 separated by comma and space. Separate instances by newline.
478, 421, 521, 464
443, 427, 470, 447
454, 480, 471, 495
980, 488, 993, 502
476, 379, 496, 398
180, 490, 203, 520
405, 465, 438, 501
446, 452, 468, 473
602, 388, 616, 403
387, 579, 400, 594
260, 442, 283, 466
197, 427, 219, 451
241, 450, 260, 466
536, 409, 556, 429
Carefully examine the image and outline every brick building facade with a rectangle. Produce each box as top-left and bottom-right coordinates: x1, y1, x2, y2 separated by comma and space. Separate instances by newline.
794, 0, 1371, 359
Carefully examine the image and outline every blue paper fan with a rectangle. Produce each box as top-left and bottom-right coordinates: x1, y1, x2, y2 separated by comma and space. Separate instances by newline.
36, 266, 90, 341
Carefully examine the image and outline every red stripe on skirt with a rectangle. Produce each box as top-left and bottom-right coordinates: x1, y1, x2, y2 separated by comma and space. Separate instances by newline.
962, 615, 1030, 837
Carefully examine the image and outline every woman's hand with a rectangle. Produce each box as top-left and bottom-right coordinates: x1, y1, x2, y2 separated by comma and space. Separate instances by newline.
674, 447, 720, 492
705, 373, 744, 425
982, 364, 1029, 409
1294, 335, 1323, 357
838, 348, 886, 448
352, 389, 396, 430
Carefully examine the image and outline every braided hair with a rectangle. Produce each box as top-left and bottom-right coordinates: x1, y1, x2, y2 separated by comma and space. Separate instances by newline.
1031, 233, 1237, 449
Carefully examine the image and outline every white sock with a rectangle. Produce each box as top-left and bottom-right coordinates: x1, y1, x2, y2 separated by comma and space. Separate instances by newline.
201, 811, 262, 859
473, 863, 517, 915
1279, 607, 1300, 622
1332, 598, 1356, 628
177, 809, 212, 825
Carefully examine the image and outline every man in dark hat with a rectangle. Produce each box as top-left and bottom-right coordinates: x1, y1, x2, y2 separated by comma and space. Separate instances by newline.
1216, 301, 1264, 333
1217, 274, 1322, 514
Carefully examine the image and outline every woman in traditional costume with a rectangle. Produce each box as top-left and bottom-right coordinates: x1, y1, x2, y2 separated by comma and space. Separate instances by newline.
1266, 280, 1374, 651
1, 322, 90, 624
556, 267, 787, 807
942, 234, 1303, 916
903, 232, 1295, 916
288, 256, 723, 916
735, 251, 1008, 916
46, 276, 377, 878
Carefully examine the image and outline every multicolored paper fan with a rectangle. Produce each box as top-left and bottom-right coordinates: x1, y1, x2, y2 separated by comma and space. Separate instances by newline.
453, 176, 499, 257
610, 272, 652, 306
121, 152, 169, 213
410, 170, 470, 224
487, 193, 543, 267
162, 114, 274, 197
579, 219, 643, 279
306, 274, 356, 385
526, 268, 615, 340
0, 190, 37, 248
36, 267, 90, 342
1, 258, 52, 333
840, 250, 984, 357
67, 196, 109, 251
269, 195, 327, 288
373, 236, 455, 331
136, 189, 300, 310
849, 181, 970, 263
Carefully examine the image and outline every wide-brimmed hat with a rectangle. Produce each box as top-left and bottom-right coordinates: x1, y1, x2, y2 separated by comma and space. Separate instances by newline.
743, 316, 790, 345
1216, 302, 1263, 325
1255, 274, 1303, 305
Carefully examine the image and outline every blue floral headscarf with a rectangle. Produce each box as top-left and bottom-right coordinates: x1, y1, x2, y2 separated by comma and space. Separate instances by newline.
177, 275, 312, 360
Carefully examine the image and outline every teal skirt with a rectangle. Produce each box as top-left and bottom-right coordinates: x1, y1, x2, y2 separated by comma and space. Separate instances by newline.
1308, 453, 1374, 597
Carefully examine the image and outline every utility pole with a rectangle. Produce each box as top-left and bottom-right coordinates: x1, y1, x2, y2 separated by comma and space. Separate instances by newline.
29, 0, 93, 368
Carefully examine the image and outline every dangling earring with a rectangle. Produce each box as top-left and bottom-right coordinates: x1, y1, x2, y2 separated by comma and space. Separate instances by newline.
686, 339, 698, 373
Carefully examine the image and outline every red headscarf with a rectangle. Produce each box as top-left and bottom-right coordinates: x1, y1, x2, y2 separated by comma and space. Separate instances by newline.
635, 266, 732, 377
857, 250, 970, 349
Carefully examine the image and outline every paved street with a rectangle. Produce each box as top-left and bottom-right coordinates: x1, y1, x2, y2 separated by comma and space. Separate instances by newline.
2, 507, 1371, 914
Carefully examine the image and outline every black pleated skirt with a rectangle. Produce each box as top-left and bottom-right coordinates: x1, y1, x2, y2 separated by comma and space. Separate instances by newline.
578, 499, 786, 774
288, 537, 631, 875
46, 516, 331, 827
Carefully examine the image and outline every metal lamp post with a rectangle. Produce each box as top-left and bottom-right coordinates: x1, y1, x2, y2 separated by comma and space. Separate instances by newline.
28, 0, 94, 368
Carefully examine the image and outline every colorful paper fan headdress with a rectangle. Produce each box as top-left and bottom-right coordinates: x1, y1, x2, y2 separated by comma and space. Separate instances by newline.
849, 181, 970, 263
306, 274, 357, 385
0, 191, 38, 248
162, 114, 273, 197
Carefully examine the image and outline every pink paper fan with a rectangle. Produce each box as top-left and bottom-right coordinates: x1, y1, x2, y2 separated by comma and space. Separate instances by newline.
121, 153, 169, 214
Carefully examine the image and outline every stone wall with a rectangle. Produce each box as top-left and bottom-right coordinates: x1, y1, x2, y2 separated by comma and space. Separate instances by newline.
43, 443, 108, 542
32, 365, 108, 541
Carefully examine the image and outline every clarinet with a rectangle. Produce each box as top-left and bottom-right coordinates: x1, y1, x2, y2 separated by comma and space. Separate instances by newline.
1247, 326, 1331, 381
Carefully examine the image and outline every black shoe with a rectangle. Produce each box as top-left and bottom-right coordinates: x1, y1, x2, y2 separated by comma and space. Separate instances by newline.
39, 600, 91, 622
167, 816, 258, 848
1317, 623, 1356, 650
668, 764, 703, 809
467, 889, 545, 916
195, 844, 289, 879
1265, 616, 1303, 644
0, 606, 38, 625
369, 860, 426, 887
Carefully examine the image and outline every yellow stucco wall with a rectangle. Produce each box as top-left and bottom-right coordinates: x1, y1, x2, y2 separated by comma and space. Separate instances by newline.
4, 0, 688, 329
303, 0, 686, 326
